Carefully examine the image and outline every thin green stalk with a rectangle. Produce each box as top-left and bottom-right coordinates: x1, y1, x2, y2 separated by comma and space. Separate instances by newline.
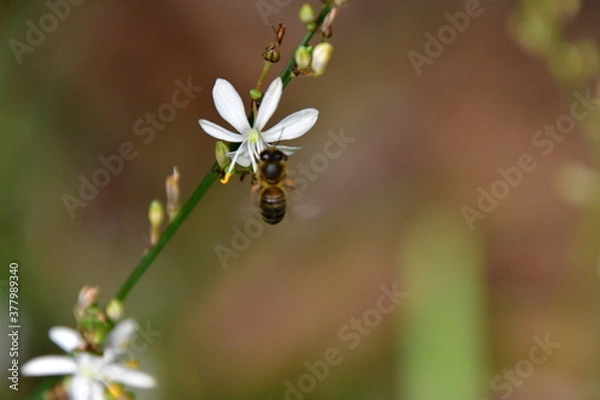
114, 164, 219, 302
256, 61, 273, 92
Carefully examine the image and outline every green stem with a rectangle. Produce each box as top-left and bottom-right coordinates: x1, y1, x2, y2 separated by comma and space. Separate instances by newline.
114, 164, 219, 302
280, 3, 333, 87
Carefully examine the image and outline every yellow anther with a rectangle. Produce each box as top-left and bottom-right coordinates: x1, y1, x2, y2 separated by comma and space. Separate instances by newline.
107, 383, 125, 398
220, 172, 233, 184
124, 359, 140, 369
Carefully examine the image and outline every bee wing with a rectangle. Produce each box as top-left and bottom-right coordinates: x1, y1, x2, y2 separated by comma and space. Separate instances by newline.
286, 184, 322, 220
235, 184, 262, 221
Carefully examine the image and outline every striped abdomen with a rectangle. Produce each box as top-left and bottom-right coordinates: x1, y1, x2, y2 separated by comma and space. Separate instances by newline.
259, 187, 287, 225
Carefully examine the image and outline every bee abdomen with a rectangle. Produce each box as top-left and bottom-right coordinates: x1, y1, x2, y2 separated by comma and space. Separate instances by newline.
259, 187, 287, 225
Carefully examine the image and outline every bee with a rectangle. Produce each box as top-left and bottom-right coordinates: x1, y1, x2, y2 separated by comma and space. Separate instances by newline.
252, 147, 292, 225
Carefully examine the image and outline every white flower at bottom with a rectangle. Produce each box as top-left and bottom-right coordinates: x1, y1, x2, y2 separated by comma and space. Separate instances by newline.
199, 77, 319, 183
22, 319, 156, 400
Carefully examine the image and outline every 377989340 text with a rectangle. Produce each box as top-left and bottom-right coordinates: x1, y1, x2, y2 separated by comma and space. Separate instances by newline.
7, 262, 21, 392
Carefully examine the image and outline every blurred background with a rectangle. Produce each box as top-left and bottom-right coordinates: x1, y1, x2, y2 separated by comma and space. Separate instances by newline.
2, 0, 600, 399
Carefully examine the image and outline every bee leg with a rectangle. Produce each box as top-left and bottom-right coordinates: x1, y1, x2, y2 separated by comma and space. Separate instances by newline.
250, 175, 260, 192
250, 173, 258, 186
239, 169, 255, 182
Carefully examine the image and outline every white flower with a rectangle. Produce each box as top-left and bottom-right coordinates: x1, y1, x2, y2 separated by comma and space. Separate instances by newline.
199, 77, 319, 183
22, 319, 156, 400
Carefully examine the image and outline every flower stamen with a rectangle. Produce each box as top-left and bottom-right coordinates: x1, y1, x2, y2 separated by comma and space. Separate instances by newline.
221, 139, 248, 184
221, 172, 233, 184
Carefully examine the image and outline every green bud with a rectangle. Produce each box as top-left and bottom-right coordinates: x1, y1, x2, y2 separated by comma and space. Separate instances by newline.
299, 3, 315, 24
311, 42, 334, 76
295, 46, 312, 70
249, 89, 263, 101
263, 45, 281, 63
148, 200, 164, 246
148, 200, 165, 231
215, 141, 231, 169
106, 299, 124, 322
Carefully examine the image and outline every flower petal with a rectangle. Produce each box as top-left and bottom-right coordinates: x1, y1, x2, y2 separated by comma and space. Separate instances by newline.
105, 319, 137, 354
262, 108, 319, 142
227, 150, 252, 167
104, 365, 157, 388
254, 78, 283, 131
69, 375, 104, 400
199, 119, 244, 142
49, 327, 84, 352
22, 356, 77, 376
212, 78, 251, 133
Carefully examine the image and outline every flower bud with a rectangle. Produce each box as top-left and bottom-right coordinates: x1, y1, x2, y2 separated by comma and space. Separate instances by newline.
299, 3, 315, 24
106, 299, 124, 322
77, 285, 98, 310
166, 167, 180, 220
74, 285, 98, 320
148, 200, 164, 230
263, 45, 281, 63
295, 46, 312, 70
249, 89, 263, 101
311, 42, 334, 76
148, 200, 164, 245
215, 141, 231, 170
